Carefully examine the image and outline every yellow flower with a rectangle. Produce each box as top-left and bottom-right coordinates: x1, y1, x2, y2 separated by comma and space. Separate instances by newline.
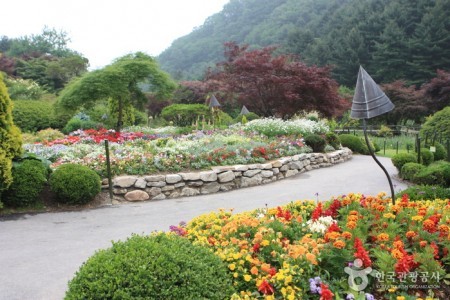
383, 213, 396, 219
233, 272, 238, 278
396, 296, 405, 300
388, 286, 397, 292
243, 274, 252, 282
261, 239, 270, 246
229, 263, 236, 271
412, 215, 424, 221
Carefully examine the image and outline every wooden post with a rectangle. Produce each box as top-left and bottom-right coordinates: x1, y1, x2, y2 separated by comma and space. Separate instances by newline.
105, 140, 113, 202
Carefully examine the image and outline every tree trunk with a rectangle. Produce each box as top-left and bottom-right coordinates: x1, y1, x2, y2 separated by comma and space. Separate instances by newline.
116, 98, 123, 133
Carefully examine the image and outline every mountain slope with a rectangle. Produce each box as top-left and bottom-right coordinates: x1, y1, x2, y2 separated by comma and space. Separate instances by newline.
158, 0, 450, 86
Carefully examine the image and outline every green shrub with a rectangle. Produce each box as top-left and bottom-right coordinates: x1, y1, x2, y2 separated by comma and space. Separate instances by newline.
338, 134, 368, 154
391, 153, 417, 174
62, 117, 101, 134
420, 148, 434, 166
304, 134, 326, 153
34, 128, 65, 143
50, 164, 101, 205
65, 233, 235, 300
377, 125, 393, 137
401, 162, 425, 181
428, 142, 447, 161
397, 185, 450, 201
217, 110, 233, 126
2, 160, 48, 207
161, 104, 210, 127
12, 100, 57, 132
235, 112, 259, 124
420, 107, 450, 142
413, 161, 450, 187
325, 132, 341, 150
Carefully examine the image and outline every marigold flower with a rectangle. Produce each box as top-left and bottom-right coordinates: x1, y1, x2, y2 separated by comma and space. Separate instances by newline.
391, 248, 404, 260
377, 233, 389, 242
393, 240, 404, 249
347, 215, 358, 222
419, 240, 428, 247
405, 231, 416, 239
342, 231, 352, 239
347, 221, 357, 229
243, 274, 252, 282
229, 263, 236, 271
423, 219, 437, 233
383, 213, 395, 219
439, 224, 449, 233
411, 215, 424, 221
250, 266, 258, 275
261, 239, 270, 247
333, 240, 346, 249
306, 252, 318, 265
325, 231, 341, 241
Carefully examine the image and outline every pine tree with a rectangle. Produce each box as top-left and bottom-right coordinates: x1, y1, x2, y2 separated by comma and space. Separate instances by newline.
0, 73, 22, 206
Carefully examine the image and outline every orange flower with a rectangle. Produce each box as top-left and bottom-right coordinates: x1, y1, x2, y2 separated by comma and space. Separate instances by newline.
288, 245, 307, 259
250, 266, 259, 275
261, 263, 272, 274
377, 233, 390, 242
305, 252, 317, 265
347, 215, 358, 222
333, 240, 346, 249
419, 240, 428, 247
342, 231, 352, 240
423, 219, 437, 233
406, 231, 416, 239
439, 224, 449, 234
393, 240, 404, 249
347, 221, 357, 229
325, 231, 341, 241
391, 248, 404, 259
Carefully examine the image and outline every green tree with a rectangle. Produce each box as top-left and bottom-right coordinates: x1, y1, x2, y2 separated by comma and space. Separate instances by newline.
0, 73, 22, 205
57, 52, 176, 132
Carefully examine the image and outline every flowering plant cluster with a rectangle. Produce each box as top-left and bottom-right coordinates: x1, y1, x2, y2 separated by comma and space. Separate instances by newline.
244, 118, 329, 137
23, 128, 312, 176
169, 193, 450, 299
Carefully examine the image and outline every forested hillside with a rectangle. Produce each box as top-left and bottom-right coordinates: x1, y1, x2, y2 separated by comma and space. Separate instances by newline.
158, 0, 450, 86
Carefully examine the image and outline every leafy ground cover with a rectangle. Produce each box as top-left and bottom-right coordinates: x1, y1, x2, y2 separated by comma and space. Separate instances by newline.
170, 193, 450, 299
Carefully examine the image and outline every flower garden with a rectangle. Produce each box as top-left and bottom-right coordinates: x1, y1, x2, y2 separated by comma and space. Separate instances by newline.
23, 118, 330, 177
169, 193, 450, 300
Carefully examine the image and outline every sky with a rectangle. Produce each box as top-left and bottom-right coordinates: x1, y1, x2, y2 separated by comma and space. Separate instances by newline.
1, 0, 229, 69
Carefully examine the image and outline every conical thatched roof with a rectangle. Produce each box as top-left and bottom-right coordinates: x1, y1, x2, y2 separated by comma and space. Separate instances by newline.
208, 94, 221, 108
240, 105, 250, 115
351, 66, 394, 119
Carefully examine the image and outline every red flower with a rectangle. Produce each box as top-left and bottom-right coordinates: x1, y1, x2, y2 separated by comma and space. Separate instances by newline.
268, 267, 277, 276
354, 238, 372, 268
258, 279, 274, 295
327, 222, 341, 233
276, 207, 292, 221
253, 243, 261, 253
319, 283, 334, 300
324, 199, 341, 218
395, 254, 418, 275
311, 202, 323, 221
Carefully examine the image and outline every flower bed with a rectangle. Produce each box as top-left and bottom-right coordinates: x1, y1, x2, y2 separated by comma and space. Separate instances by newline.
170, 193, 450, 299
23, 128, 315, 176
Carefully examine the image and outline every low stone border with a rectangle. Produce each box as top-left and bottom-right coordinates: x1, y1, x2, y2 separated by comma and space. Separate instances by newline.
103, 148, 353, 202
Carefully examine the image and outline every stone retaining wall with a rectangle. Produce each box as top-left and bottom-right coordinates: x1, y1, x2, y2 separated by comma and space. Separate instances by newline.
104, 148, 352, 202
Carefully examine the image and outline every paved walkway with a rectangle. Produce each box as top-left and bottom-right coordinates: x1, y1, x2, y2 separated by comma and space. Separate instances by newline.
0, 155, 407, 300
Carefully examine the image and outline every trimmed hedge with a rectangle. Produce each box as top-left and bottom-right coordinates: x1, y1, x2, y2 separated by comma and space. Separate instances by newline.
391, 153, 417, 174
304, 134, 326, 153
2, 160, 48, 207
339, 134, 368, 154
65, 234, 235, 300
12, 100, 57, 132
401, 162, 425, 181
420, 148, 434, 166
413, 161, 450, 187
397, 185, 450, 201
50, 164, 101, 205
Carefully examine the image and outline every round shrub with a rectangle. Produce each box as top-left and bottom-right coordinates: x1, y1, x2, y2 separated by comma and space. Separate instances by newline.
391, 153, 417, 174
62, 117, 101, 134
235, 112, 259, 123
325, 132, 341, 150
428, 142, 447, 161
420, 148, 434, 166
12, 100, 57, 132
401, 162, 425, 181
338, 134, 369, 154
65, 234, 235, 300
413, 161, 450, 187
2, 160, 48, 207
396, 185, 450, 201
35, 128, 65, 143
50, 164, 101, 205
304, 134, 326, 153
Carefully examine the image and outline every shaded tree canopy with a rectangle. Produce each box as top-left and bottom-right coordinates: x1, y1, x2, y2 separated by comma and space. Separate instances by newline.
57, 52, 177, 131
204, 42, 348, 118
0, 27, 88, 92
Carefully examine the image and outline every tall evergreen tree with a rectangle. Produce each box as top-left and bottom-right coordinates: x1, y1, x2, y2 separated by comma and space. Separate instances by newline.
0, 73, 22, 206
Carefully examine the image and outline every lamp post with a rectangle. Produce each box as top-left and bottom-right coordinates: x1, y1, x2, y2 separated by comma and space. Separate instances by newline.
208, 94, 221, 129
350, 66, 396, 204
